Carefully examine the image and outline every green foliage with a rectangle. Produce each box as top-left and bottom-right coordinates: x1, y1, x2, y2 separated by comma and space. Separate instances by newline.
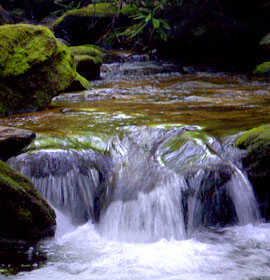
119, 0, 175, 48
51, 0, 82, 16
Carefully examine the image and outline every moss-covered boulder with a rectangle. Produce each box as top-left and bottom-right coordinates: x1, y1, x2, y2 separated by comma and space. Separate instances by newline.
52, 3, 129, 45
70, 45, 102, 80
253, 61, 270, 76
0, 24, 77, 116
0, 160, 56, 243
259, 33, 270, 50
235, 125, 270, 219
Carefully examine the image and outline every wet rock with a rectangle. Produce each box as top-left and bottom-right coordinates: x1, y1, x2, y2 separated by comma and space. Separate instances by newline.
70, 45, 102, 80
0, 24, 77, 116
0, 126, 35, 161
253, 61, 270, 76
259, 33, 270, 51
235, 125, 270, 219
0, 160, 56, 243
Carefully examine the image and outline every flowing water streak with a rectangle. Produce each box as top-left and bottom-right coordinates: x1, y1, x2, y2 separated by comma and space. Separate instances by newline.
98, 141, 187, 242
8, 149, 112, 224
226, 166, 261, 225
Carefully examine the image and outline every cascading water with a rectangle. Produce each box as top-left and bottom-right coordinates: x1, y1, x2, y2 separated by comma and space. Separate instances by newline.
4, 54, 270, 279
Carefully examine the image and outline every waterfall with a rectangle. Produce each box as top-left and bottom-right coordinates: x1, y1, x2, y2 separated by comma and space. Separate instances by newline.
9, 149, 112, 224
97, 148, 187, 242
9, 126, 261, 242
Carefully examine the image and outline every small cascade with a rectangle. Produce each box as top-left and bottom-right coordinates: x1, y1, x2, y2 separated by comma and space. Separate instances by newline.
98, 146, 187, 242
226, 166, 261, 225
9, 149, 112, 224
9, 125, 261, 242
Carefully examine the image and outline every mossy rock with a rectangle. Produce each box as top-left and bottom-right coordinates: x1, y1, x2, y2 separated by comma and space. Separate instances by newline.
235, 125, 270, 219
259, 33, 270, 50
70, 45, 102, 80
0, 24, 77, 116
70, 44, 102, 57
52, 3, 131, 45
0, 160, 56, 243
253, 61, 270, 76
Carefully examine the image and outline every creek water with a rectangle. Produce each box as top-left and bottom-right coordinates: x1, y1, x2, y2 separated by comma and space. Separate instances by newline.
2, 55, 270, 279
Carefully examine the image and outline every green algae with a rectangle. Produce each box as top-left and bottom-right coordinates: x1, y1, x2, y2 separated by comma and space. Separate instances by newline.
253, 62, 270, 76
0, 160, 56, 242
235, 125, 270, 151
0, 24, 57, 78
52, 3, 121, 28
0, 24, 78, 116
70, 44, 102, 58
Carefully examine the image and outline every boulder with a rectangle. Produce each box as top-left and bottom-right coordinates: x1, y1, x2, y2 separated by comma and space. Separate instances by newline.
235, 125, 270, 219
0, 24, 77, 116
253, 61, 270, 76
0, 160, 56, 243
259, 33, 270, 50
0, 5, 13, 25
52, 3, 130, 45
0, 126, 35, 161
70, 44, 102, 80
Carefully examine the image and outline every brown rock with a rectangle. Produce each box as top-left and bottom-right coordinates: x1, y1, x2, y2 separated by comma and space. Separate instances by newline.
0, 126, 35, 160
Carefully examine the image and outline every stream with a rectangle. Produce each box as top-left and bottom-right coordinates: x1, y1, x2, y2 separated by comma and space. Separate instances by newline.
2, 54, 270, 279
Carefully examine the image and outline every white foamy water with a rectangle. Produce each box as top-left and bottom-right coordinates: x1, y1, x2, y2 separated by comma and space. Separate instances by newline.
8, 212, 270, 280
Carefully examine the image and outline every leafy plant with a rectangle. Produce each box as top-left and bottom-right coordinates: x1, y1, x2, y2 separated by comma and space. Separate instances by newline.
119, 0, 173, 48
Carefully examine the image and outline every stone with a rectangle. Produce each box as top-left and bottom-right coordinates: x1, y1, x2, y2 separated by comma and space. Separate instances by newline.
0, 126, 35, 161
0, 24, 77, 116
70, 45, 102, 80
235, 125, 270, 219
253, 61, 270, 76
0, 160, 56, 243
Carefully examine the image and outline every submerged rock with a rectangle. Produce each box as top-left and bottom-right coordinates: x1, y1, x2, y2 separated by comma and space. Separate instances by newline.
0, 126, 35, 161
0, 160, 56, 243
235, 125, 270, 219
0, 24, 77, 116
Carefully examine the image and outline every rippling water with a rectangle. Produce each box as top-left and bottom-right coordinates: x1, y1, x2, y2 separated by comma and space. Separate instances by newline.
8, 215, 270, 280
2, 57, 270, 279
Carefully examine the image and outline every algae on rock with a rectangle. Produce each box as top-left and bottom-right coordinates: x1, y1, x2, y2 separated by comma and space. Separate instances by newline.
70, 44, 102, 80
0, 160, 56, 243
236, 125, 270, 219
253, 61, 270, 76
0, 24, 77, 116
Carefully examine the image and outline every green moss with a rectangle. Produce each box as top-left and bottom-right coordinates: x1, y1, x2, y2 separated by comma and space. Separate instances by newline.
0, 160, 56, 242
52, 3, 119, 28
70, 44, 102, 57
253, 61, 270, 76
74, 54, 102, 65
163, 130, 209, 152
0, 24, 77, 116
27, 134, 109, 154
259, 33, 270, 48
235, 125, 270, 151
74, 73, 92, 89
0, 24, 57, 78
